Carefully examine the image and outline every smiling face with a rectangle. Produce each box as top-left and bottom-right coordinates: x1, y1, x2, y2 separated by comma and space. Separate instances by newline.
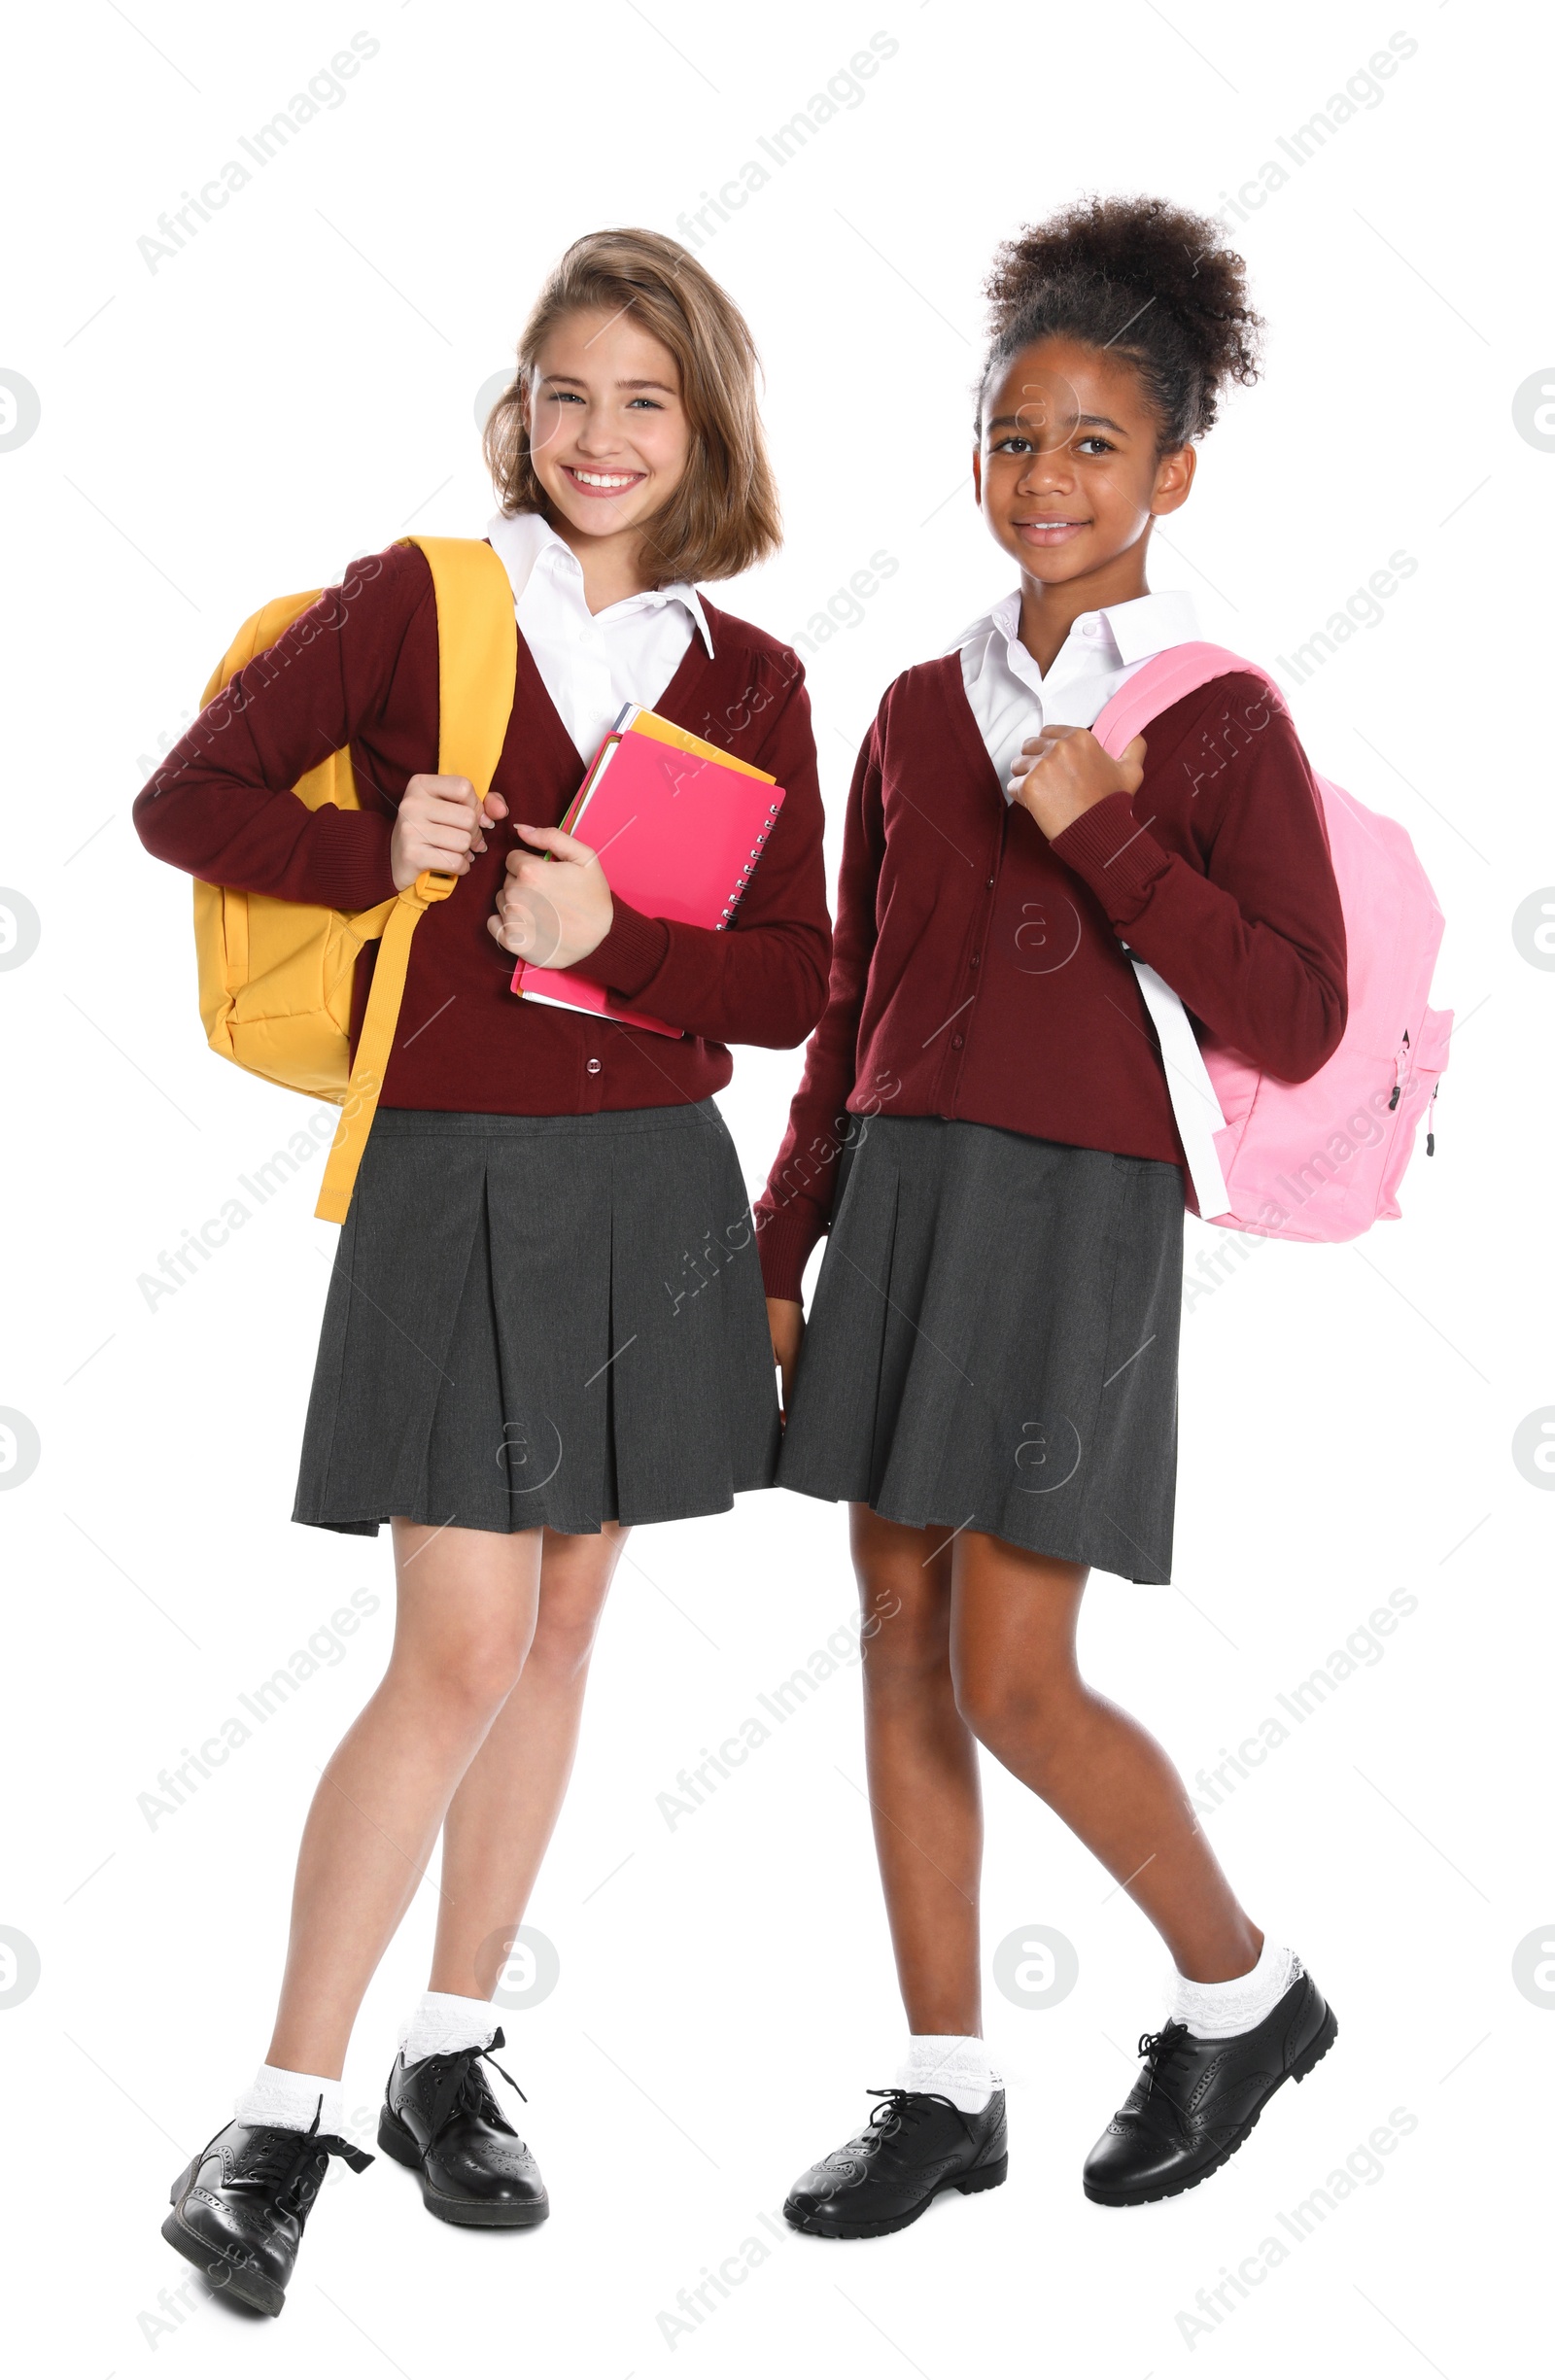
524, 306, 694, 569
974, 335, 1194, 599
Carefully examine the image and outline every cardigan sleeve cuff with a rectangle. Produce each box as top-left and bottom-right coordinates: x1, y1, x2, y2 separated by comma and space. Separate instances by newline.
566, 897, 671, 999
754, 1204, 822, 1306
1049, 792, 1174, 925
308, 810, 399, 913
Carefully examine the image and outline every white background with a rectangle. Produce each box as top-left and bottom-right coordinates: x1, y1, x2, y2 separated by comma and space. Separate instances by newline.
2, 3, 1548, 2373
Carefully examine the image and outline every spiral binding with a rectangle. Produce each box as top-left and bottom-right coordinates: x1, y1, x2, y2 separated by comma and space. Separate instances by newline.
716, 800, 783, 929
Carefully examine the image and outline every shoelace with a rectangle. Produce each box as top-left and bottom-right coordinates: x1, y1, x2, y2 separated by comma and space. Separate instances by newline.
231, 2104, 372, 2223
857, 2087, 976, 2158
423, 2026, 527, 2148
1134, 2023, 1194, 2118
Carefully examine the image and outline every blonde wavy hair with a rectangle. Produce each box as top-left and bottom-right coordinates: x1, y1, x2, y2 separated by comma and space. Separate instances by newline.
483, 227, 781, 586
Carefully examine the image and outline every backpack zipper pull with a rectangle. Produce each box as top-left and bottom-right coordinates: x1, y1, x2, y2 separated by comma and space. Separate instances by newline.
1388, 1025, 1412, 1112
1426, 1083, 1437, 1156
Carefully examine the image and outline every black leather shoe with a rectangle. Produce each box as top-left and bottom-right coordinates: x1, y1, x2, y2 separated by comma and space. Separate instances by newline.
1084, 1969, 1338, 2206
785, 2087, 1008, 2238
161, 2107, 372, 2316
378, 2026, 548, 2227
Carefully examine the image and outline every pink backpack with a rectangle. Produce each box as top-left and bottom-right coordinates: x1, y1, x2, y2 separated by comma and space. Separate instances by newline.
1091, 643, 1451, 1244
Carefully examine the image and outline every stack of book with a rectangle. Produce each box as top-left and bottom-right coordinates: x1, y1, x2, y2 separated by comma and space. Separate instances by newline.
510, 704, 786, 1038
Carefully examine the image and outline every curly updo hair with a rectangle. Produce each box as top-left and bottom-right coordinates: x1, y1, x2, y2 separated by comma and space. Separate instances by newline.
977, 194, 1264, 451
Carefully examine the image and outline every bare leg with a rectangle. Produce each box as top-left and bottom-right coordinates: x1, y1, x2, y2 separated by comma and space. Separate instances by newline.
850, 1504, 985, 2037
429, 1523, 630, 1997
265, 1521, 543, 2078
950, 1532, 1261, 1983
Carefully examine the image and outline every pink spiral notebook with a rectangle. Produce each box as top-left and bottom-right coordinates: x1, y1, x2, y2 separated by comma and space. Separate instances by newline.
510, 704, 785, 1037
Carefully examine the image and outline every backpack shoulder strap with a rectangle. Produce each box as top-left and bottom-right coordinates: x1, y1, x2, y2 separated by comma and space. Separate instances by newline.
399, 534, 518, 789
1090, 640, 1278, 759
203, 539, 517, 767
1088, 641, 1275, 1227
316, 535, 518, 1224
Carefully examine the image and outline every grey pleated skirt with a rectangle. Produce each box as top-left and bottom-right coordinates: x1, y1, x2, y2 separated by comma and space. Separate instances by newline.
293, 1101, 778, 1536
778, 1117, 1184, 1582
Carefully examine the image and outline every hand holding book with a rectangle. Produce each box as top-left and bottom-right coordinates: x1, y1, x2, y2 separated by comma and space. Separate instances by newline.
502, 704, 786, 1039
486, 820, 615, 970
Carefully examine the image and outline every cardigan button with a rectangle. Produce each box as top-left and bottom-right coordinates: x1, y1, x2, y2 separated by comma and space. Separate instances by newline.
951, 1034, 964, 1050
585, 1058, 602, 1075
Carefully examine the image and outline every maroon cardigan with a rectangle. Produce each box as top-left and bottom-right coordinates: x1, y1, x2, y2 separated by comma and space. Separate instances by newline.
754, 654, 1348, 1302
133, 539, 831, 1116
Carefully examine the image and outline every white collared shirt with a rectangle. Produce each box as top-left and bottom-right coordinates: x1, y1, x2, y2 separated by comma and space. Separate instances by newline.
952, 588, 1198, 798
484, 508, 713, 766
953, 583, 1236, 1217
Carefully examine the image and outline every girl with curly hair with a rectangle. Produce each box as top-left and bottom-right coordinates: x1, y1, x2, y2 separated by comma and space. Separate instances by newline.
759, 196, 1345, 2232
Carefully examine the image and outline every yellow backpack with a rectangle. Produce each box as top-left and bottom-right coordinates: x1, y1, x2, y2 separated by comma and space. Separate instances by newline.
192, 535, 516, 1223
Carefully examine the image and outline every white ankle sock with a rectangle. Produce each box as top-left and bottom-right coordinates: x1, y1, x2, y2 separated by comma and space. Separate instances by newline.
1168, 1940, 1301, 2040
893, 2034, 1000, 2115
233, 2063, 344, 2136
400, 1989, 498, 2065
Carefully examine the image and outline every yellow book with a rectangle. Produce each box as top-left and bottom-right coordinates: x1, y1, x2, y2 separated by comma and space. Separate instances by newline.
620, 704, 776, 783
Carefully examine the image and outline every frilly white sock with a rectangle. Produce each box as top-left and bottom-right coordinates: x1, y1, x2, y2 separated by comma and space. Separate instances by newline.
400, 1989, 499, 2065
1167, 1940, 1301, 2040
893, 2033, 1000, 2115
233, 2063, 344, 2136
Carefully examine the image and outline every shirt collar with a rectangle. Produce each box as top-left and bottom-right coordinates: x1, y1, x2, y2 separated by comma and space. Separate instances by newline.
950, 586, 1197, 671
1100, 588, 1198, 663
486, 508, 714, 656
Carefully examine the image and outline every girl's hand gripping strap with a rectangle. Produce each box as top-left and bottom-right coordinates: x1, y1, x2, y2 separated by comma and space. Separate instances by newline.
1088, 643, 1274, 1224
315, 535, 517, 1223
